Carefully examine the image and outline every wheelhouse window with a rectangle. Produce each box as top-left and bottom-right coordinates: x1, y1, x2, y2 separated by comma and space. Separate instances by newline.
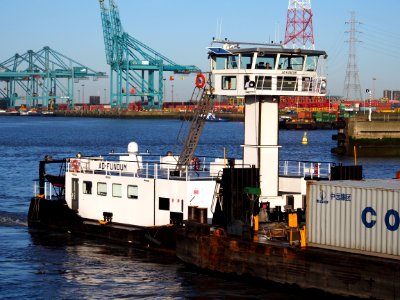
83, 181, 92, 195
278, 55, 304, 71
127, 185, 138, 199
240, 54, 253, 69
255, 76, 272, 90
215, 56, 226, 70
302, 77, 313, 92
227, 55, 239, 69
222, 76, 237, 90
255, 54, 276, 69
277, 76, 298, 91
305, 55, 318, 71
112, 183, 122, 198
97, 182, 107, 196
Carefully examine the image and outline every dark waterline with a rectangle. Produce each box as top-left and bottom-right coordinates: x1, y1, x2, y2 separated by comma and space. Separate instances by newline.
0, 116, 396, 299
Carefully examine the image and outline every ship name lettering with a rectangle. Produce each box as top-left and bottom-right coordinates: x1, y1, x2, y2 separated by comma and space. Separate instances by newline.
362, 207, 400, 231
281, 70, 297, 75
98, 162, 128, 171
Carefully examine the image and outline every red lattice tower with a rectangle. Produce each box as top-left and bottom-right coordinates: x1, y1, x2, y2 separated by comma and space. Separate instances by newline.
284, 0, 315, 49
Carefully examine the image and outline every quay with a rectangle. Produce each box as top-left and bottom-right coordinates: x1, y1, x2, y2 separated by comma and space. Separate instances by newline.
332, 113, 400, 156
54, 109, 245, 122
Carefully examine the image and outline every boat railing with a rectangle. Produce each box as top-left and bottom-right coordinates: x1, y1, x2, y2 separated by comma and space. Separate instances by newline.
279, 160, 332, 179
67, 157, 333, 180
253, 75, 326, 94
66, 156, 242, 181
33, 179, 56, 200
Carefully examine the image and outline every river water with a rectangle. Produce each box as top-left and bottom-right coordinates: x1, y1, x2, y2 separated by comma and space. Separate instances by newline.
0, 115, 397, 299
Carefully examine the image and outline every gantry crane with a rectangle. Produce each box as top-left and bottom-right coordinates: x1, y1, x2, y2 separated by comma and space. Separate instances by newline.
99, 0, 201, 109
0, 47, 106, 109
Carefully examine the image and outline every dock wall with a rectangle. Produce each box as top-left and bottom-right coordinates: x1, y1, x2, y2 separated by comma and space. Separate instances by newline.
332, 114, 400, 157
55, 110, 244, 121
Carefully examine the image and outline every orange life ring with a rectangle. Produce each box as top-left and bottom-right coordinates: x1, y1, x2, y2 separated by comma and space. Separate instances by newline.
71, 159, 80, 173
192, 157, 201, 171
195, 73, 206, 89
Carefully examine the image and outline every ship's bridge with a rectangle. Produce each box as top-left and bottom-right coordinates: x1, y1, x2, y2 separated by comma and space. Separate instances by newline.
208, 42, 327, 97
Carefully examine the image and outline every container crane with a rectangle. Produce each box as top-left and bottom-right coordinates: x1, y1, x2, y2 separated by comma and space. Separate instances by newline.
99, 0, 201, 109
0, 47, 106, 110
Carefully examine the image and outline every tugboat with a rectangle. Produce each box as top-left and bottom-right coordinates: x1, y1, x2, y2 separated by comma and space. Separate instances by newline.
28, 79, 224, 253
175, 39, 400, 299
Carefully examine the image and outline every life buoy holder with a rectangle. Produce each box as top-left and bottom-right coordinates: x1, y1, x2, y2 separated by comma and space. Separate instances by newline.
71, 159, 80, 173
192, 157, 201, 171
195, 73, 206, 89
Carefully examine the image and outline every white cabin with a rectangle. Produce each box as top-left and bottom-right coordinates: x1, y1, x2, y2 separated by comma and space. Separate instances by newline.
64, 144, 219, 227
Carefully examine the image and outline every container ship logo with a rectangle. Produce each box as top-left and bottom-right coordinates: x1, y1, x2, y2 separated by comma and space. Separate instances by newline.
316, 189, 328, 204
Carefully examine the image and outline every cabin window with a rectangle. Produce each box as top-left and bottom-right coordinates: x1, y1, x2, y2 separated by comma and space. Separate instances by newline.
305, 55, 318, 71
240, 54, 253, 69
227, 55, 239, 69
255, 55, 276, 69
97, 182, 107, 196
278, 55, 304, 71
255, 76, 272, 90
127, 185, 138, 199
83, 181, 92, 195
302, 77, 313, 92
159, 197, 170, 211
222, 76, 236, 90
215, 56, 226, 70
277, 76, 298, 91
112, 183, 122, 198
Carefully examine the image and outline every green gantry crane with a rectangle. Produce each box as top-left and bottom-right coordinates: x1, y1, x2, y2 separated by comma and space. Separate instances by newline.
99, 0, 201, 109
0, 46, 106, 110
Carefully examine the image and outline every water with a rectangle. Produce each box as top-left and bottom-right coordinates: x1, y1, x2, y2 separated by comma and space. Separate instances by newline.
0, 115, 397, 299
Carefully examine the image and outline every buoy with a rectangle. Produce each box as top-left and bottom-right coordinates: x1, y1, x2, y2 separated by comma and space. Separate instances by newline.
301, 132, 308, 145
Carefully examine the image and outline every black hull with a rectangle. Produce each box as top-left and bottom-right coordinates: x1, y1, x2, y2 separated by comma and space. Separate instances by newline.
28, 197, 176, 254
176, 222, 400, 300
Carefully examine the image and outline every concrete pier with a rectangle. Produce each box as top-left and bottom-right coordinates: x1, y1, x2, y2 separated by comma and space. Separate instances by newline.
332, 114, 400, 157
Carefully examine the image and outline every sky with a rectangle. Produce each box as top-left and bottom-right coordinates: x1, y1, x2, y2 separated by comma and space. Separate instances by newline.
1, 0, 400, 103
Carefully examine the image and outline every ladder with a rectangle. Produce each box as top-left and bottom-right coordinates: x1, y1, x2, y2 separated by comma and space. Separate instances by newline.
175, 76, 214, 171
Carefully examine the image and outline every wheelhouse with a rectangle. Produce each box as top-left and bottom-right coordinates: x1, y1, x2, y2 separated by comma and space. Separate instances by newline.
208, 41, 327, 97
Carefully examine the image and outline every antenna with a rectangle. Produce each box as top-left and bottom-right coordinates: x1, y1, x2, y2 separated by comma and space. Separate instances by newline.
215, 18, 223, 40
275, 22, 280, 44
284, 0, 315, 49
343, 11, 362, 100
